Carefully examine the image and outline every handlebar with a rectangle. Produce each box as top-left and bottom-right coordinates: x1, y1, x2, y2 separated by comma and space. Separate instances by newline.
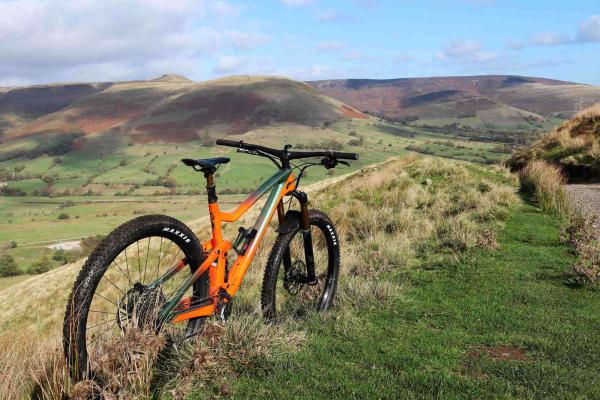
215, 139, 359, 161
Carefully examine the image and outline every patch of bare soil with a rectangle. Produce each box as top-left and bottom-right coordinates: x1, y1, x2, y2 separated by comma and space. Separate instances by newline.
468, 345, 529, 361
340, 104, 368, 119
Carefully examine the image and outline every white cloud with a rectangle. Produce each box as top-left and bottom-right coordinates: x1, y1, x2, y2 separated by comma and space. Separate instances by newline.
212, 55, 275, 75
508, 15, 600, 50
462, 0, 496, 5
214, 55, 247, 74
226, 31, 269, 50
436, 40, 497, 65
0, 0, 267, 83
316, 8, 354, 23
277, 64, 336, 80
393, 54, 414, 63
577, 15, 600, 43
531, 32, 571, 46
0, 77, 33, 87
315, 40, 346, 52
341, 51, 380, 63
282, 0, 313, 6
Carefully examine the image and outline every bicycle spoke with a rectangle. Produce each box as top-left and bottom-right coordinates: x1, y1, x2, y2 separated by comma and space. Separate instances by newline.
160, 239, 174, 271
89, 309, 114, 315
124, 247, 131, 284
87, 318, 117, 331
100, 273, 126, 296
112, 259, 132, 287
156, 237, 163, 281
94, 291, 118, 307
143, 236, 151, 283
136, 240, 142, 283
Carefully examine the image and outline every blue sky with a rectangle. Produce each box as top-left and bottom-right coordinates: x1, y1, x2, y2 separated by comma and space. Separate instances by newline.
0, 0, 598, 85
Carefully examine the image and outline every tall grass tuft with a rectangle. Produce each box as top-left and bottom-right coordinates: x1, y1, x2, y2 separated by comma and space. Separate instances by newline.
561, 213, 600, 287
519, 160, 570, 220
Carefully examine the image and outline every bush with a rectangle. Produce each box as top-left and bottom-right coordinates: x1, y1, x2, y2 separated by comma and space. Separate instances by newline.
562, 213, 600, 286
29, 256, 50, 274
52, 249, 81, 265
0, 254, 20, 277
57, 213, 69, 220
0, 186, 26, 197
519, 160, 570, 220
81, 235, 105, 256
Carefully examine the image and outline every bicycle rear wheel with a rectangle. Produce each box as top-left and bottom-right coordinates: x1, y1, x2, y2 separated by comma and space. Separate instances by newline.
63, 214, 208, 381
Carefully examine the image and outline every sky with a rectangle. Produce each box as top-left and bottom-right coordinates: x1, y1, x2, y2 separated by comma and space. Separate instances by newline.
0, 0, 598, 86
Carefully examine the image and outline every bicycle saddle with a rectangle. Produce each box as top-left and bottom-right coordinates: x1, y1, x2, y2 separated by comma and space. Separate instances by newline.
181, 157, 230, 173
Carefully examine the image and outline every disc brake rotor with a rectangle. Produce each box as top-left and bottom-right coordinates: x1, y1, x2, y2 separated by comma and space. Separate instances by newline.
284, 260, 306, 295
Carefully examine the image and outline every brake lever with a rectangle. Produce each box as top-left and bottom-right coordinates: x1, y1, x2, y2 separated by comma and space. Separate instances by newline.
339, 160, 351, 167
237, 148, 258, 155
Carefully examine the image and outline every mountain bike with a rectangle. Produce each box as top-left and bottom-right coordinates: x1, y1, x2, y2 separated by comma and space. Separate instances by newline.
63, 139, 358, 380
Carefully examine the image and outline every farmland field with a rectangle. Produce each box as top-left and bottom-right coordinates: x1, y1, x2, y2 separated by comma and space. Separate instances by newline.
0, 119, 515, 288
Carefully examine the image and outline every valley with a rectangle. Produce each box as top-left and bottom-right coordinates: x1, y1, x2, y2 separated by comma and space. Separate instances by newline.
0, 73, 597, 279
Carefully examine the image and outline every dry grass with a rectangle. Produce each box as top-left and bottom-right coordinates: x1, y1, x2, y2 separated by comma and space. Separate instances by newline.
0, 156, 519, 399
519, 160, 570, 220
507, 104, 600, 177
561, 213, 600, 286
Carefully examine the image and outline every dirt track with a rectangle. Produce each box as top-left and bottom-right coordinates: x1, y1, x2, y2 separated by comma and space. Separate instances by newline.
565, 184, 600, 226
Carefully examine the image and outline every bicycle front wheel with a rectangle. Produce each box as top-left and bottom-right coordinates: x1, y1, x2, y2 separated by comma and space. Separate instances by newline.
261, 209, 340, 320
63, 214, 208, 381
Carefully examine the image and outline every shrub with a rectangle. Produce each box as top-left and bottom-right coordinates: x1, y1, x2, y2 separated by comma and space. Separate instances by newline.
0, 186, 26, 196
0, 254, 20, 277
348, 136, 364, 146
562, 213, 600, 286
57, 213, 69, 220
81, 235, 105, 256
519, 160, 570, 220
30, 256, 51, 274
52, 249, 81, 265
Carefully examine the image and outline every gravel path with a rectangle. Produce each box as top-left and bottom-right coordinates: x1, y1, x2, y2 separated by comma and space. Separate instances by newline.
565, 184, 600, 226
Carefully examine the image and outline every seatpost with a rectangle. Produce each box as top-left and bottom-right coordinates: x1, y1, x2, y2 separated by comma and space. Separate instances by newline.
205, 172, 218, 204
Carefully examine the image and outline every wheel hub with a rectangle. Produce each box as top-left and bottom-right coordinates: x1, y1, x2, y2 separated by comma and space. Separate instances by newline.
116, 283, 166, 332
284, 260, 306, 295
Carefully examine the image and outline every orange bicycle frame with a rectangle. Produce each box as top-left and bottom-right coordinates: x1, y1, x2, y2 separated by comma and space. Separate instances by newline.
154, 167, 297, 323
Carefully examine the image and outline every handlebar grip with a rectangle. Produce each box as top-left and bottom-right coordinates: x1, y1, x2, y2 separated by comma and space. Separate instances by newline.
216, 139, 242, 148
330, 151, 359, 160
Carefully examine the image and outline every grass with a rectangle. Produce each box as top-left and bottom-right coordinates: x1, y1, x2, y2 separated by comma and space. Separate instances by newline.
0, 156, 521, 398
187, 202, 600, 399
0, 194, 245, 275
519, 160, 570, 220
2, 152, 591, 399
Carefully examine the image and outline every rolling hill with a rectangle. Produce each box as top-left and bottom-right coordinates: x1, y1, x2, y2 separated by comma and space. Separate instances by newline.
507, 104, 600, 180
0, 75, 367, 160
309, 75, 600, 133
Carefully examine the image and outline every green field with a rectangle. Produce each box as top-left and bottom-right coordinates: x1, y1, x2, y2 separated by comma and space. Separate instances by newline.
187, 203, 600, 399
0, 119, 516, 286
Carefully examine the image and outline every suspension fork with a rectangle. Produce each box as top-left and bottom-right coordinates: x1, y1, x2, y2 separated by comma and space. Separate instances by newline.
295, 191, 317, 284
277, 201, 293, 274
